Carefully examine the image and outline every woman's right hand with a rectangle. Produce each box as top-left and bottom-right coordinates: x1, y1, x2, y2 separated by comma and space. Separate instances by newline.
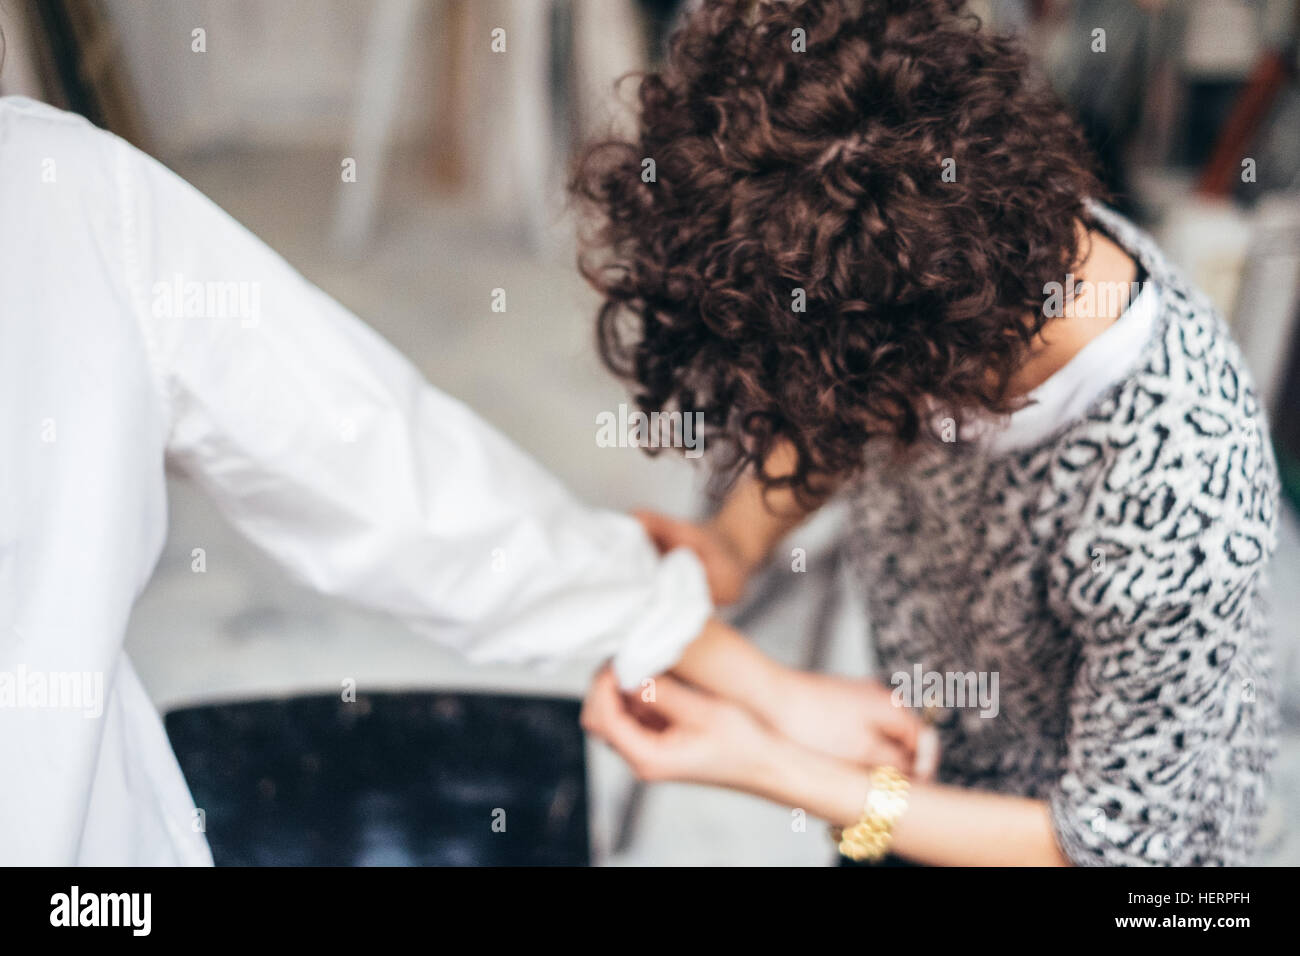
765, 669, 940, 778
634, 510, 754, 606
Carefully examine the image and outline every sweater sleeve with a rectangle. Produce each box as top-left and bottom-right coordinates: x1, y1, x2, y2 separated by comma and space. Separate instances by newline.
1047, 402, 1279, 866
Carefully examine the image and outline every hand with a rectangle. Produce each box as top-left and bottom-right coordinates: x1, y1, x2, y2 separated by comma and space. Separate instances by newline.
634, 509, 753, 606
581, 666, 774, 789
669, 619, 940, 777
758, 669, 940, 779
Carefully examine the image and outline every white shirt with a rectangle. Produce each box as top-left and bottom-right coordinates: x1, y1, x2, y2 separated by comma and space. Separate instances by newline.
937, 279, 1161, 453
0, 97, 711, 865
987, 280, 1160, 454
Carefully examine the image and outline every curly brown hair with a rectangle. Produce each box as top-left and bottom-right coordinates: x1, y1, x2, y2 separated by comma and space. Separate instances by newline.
571, 0, 1105, 499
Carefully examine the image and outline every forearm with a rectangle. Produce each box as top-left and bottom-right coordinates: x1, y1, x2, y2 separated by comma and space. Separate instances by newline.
748, 736, 1072, 867
671, 618, 786, 725
709, 442, 834, 574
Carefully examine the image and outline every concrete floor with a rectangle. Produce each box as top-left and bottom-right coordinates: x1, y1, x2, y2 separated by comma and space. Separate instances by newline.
124, 146, 1299, 865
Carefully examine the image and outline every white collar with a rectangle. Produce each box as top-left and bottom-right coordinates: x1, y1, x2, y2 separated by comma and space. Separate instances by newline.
941, 280, 1161, 454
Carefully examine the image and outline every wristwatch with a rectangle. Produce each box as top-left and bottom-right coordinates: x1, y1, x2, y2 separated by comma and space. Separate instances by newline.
831, 765, 911, 862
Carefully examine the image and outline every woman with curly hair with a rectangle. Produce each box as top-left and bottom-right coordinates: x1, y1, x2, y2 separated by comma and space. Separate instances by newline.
576, 0, 1279, 866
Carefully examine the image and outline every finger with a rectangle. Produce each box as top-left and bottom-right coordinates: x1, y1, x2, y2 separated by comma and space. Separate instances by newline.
856, 734, 910, 766
640, 672, 718, 726
875, 701, 926, 754
632, 509, 701, 554
587, 676, 671, 772
872, 704, 940, 781
623, 685, 671, 731
913, 726, 941, 781
631, 509, 674, 553
602, 664, 679, 728
579, 666, 621, 739
581, 668, 633, 741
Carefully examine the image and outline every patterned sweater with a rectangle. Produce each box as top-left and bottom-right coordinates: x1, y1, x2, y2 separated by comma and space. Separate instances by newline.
845, 205, 1280, 866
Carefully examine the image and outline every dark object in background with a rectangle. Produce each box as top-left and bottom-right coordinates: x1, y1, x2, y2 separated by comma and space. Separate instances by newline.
1274, 296, 1300, 514
1198, 44, 1297, 198
165, 692, 589, 866
20, 0, 148, 149
637, 0, 689, 61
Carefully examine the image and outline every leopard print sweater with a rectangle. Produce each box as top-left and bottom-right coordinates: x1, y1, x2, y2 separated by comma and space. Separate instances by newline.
845, 204, 1280, 866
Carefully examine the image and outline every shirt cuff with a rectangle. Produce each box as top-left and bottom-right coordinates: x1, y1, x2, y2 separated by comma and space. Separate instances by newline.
610, 546, 713, 690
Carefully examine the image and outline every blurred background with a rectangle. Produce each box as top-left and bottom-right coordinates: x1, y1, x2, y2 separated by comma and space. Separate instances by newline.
1, 0, 1297, 865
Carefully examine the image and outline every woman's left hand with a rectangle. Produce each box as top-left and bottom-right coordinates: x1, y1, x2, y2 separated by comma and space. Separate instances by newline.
580, 666, 776, 790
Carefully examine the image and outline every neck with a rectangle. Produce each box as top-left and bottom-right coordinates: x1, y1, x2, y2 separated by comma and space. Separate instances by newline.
1007, 223, 1139, 396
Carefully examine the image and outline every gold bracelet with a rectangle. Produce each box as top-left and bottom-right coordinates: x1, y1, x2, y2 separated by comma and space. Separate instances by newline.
831, 765, 911, 862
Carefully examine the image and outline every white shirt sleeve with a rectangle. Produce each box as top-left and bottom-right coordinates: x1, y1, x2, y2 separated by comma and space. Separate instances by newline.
108, 134, 711, 689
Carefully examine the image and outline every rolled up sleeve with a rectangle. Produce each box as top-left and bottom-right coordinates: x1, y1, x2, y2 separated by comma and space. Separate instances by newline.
111, 130, 712, 686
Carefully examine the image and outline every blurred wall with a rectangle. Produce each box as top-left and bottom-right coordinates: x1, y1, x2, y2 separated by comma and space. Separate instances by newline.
105, 0, 441, 152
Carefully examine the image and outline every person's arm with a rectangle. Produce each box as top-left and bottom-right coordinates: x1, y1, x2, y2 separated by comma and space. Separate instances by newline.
670, 619, 939, 772
612, 558, 1270, 867
587, 430, 1279, 865
638, 447, 933, 769
581, 669, 1063, 865
108, 128, 711, 686
636, 441, 836, 605
746, 732, 1069, 866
